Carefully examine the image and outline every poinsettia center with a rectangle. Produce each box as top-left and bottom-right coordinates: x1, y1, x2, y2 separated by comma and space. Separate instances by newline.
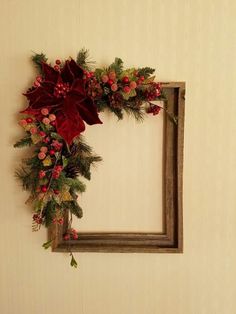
54, 82, 70, 98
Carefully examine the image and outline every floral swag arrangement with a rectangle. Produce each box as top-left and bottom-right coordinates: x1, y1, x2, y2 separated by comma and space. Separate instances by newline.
14, 49, 171, 267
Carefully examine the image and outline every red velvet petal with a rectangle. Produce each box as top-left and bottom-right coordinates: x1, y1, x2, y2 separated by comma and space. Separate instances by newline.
68, 59, 84, 79
70, 78, 86, 96
61, 61, 74, 84
41, 62, 59, 83
56, 108, 85, 145
76, 97, 102, 126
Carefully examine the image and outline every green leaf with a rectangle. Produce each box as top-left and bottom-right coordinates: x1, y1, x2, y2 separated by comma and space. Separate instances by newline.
70, 253, 78, 268
109, 57, 124, 75
62, 156, 68, 168
42, 240, 53, 250
50, 132, 63, 140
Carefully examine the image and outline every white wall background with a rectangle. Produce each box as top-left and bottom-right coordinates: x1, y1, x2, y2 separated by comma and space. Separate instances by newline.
0, 0, 236, 313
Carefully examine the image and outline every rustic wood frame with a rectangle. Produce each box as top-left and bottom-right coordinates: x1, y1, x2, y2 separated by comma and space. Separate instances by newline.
50, 82, 185, 253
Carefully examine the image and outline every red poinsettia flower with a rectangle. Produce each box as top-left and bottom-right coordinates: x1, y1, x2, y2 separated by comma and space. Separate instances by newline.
22, 59, 102, 144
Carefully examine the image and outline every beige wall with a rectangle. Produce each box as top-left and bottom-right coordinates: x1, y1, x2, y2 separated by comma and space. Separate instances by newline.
1, 0, 236, 313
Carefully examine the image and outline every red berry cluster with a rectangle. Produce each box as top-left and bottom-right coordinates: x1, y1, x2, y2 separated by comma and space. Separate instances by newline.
147, 105, 161, 116
54, 82, 70, 98
52, 165, 63, 179
63, 228, 79, 240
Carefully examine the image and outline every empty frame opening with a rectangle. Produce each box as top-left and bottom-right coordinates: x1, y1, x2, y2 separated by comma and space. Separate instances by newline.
72, 102, 164, 233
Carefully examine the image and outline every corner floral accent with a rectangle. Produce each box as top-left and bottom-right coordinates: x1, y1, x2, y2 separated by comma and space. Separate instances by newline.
14, 49, 168, 267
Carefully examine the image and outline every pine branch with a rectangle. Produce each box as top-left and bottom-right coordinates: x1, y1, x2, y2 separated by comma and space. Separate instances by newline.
76, 48, 94, 70
14, 137, 32, 148
123, 105, 145, 122
42, 199, 57, 227
137, 67, 155, 78
31, 53, 48, 73
64, 201, 83, 219
15, 167, 38, 191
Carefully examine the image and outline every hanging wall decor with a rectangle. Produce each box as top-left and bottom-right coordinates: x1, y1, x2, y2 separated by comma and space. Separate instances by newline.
14, 49, 184, 267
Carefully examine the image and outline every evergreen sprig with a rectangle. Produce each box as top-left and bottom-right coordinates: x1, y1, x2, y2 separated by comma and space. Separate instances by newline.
14, 136, 32, 148
31, 53, 48, 73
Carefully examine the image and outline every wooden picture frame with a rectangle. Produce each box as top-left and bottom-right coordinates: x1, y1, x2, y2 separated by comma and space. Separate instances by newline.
49, 82, 185, 253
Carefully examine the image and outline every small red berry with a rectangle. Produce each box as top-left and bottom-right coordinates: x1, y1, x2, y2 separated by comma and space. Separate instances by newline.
26, 117, 33, 123
122, 76, 129, 84
139, 75, 145, 81
107, 79, 114, 86
53, 189, 60, 195
49, 149, 55, 156
39, 131, 46, 137
58, 218, 64, 225
54, 65, 60, 71
55, 59, 61, 65
73, 233, 79, 240
64, 234, 70, 241
41, 186, 47, 193
50, 121, 56, 127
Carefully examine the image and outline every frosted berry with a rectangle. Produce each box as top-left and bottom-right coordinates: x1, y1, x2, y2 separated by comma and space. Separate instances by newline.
38, 152, 46, 160
48, 114, 56, 121
129, 81, 137, 90
19, 119, 27, 127
111, 83, 118, 92
42, 117, 50, 125
30, 127, 38, 135
123, 86, 131, 94
41, 108, 49, 116
101, 75, 109, 83
40, 146, 48, 153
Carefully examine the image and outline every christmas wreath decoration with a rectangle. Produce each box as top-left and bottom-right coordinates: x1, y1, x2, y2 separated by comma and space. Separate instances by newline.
14, 49, 169, 267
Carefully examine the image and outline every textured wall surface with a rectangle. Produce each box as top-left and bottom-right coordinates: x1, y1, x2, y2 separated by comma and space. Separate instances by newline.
1, 0, 236, 313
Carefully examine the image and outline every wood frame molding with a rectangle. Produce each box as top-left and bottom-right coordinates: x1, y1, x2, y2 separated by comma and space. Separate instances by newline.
49, 82, 185, 253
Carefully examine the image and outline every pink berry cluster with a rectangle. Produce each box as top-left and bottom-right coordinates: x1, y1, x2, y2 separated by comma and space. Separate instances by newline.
63, 228, 79, 240
52, 165, 63, 179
